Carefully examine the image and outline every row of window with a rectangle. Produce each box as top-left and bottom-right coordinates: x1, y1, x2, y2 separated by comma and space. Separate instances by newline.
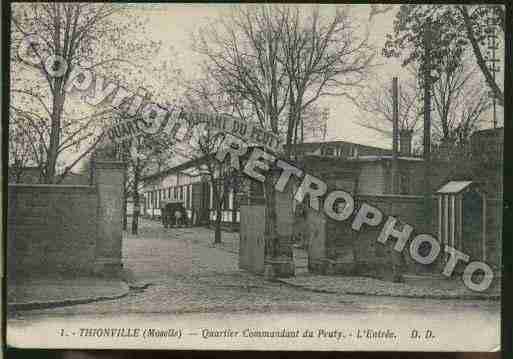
321, 145, 359, 157
144, 180, 242, 212
205, 180, 238, 211
145, 184, 193, 210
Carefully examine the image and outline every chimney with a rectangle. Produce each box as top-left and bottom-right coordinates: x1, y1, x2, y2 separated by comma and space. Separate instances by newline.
400, 129, 413, 157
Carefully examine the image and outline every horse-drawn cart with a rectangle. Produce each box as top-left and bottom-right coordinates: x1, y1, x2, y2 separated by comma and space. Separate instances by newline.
160, 200, 188, 228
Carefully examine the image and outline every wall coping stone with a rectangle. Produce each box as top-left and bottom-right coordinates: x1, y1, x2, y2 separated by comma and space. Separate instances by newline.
357, 194, 433, 200
93, 160, 126, 170
355, 193, 424, 199
8, 184, 96, 193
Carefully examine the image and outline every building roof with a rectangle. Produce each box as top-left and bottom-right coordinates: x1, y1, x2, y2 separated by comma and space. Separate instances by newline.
304, 154, 423, 162
142, 144, 266, 182
142, 140, 398, 182
351, 155, 423, 162
289, 140, 391, 153
436, 181, 473, 194
141, 155, 212, 182
8, 166, 89, 184
471, 127, 503, 137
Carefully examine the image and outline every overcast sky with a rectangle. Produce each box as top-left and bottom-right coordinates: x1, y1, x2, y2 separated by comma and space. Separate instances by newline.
127, 4, 503, 150
47, 4, 503, 171
124, 4, 405, 149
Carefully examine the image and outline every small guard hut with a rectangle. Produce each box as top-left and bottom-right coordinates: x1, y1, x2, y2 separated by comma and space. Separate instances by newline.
436, 181, 487, 272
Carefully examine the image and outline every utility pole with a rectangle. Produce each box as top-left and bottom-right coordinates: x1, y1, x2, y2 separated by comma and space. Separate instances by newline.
321, 107, 329, 141
485, 14, 500, 129
423, 20, 433, 233
392, 77, 399, 194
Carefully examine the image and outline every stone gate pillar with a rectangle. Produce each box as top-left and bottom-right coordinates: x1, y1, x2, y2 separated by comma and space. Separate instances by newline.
263, 169, 295, 278
92, 150, 125, 275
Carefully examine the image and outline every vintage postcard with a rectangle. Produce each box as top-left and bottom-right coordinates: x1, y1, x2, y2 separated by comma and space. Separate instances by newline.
6, 2, 503, 351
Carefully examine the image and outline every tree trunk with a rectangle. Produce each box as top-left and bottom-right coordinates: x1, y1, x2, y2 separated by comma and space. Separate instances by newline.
285, 92, 296, 158
122, 143, 129, 231
132, 204, 139, 235
214, 202, 222, 244
213, 181, 223, 244
264, 177, 278, 259
231, 189, 237, 231
266, 113, 286, 275
45, 88, 65, 183
123, 195, 128, 231
131, 158, 140, 235
458, 6, 504, 107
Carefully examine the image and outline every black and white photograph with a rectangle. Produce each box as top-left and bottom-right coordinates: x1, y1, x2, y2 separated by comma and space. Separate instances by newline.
5, 2, 505, 351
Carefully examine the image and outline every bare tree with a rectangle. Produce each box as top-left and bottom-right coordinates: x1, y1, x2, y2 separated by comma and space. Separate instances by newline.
354, 55, 489, 155
182, 77, 246, 244
431, 56, 491, 147
117, 126, 177, 235
193, 4, 375, 272
277, 6, 375, 158
383, 5, 504, 107
10, 3, 162, 183
193, 6, 289, 138
457, 5, 504, 106
196, 132, 232, 244
355, 65, 422, 139
8, 111, 41, 183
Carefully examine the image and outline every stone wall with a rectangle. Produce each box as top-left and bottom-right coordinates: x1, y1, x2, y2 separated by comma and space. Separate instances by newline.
358, 162, 385, 194
7, 158, 125, 279
305, 194, 440, 278
355, 194, 439, 277
485, 198, 502, 272
8, 185, 98, 277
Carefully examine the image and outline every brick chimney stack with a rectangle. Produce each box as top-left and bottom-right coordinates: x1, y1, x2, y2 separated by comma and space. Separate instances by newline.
400, 129, 413, 157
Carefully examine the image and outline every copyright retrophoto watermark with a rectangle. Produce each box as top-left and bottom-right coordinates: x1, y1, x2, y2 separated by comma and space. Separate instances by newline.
7, 2, 503, 352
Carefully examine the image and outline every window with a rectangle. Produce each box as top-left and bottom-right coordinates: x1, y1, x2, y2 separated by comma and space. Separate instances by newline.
180, 187, 183, 200
168, 187, 171, 198
400, 173, 410, 194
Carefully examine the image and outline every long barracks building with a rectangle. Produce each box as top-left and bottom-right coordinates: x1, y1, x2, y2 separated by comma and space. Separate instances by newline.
140, 140, 395, 227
